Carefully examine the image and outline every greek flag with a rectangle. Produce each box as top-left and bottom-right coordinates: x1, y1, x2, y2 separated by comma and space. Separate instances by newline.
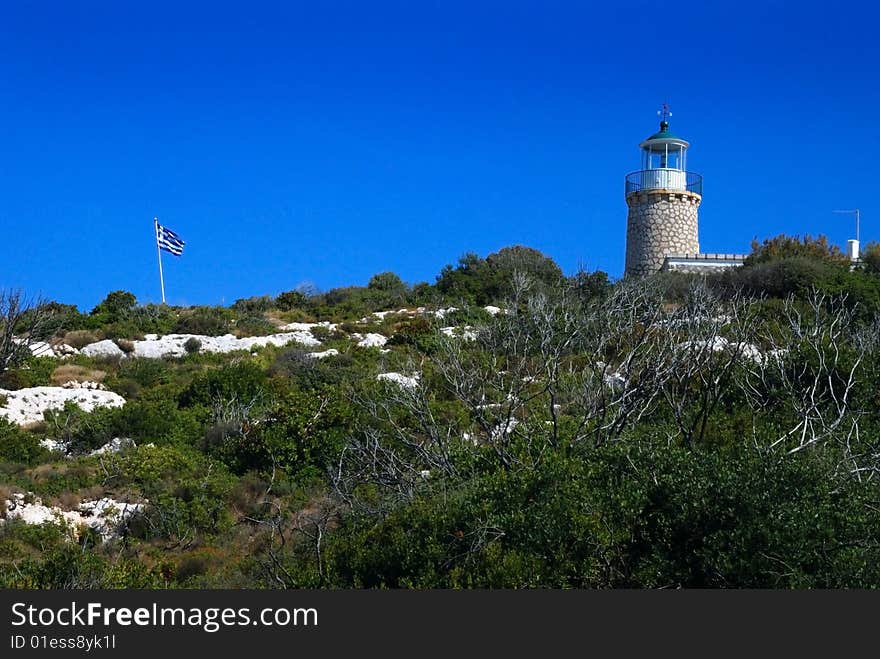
157, 224, 185, 256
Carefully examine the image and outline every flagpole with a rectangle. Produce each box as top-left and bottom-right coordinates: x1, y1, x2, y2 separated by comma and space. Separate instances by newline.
154, 216, 166, 304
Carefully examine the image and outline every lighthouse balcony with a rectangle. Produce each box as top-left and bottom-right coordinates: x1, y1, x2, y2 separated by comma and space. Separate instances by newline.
625, 169, 702, 196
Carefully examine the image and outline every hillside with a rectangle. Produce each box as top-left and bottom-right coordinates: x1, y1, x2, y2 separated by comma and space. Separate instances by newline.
3, 240, 880, 588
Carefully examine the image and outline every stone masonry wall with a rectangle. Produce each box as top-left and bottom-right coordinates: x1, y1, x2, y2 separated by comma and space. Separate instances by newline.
625, 190, 701, 277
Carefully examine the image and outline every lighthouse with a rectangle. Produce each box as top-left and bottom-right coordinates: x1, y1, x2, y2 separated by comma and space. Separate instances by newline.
624, 105, 703, 277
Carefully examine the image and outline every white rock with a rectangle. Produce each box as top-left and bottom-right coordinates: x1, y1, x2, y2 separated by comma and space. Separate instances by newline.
440, 326, 477, 341
377, 372, 420, 389
75, 331, 323, 361
678, 336, 730, 353
0, 386, 126, 426
280, 321, 338, 332
130, 331, 321, 359
60, 380, 106, 390
2, 493, 145, 541
484, 305, 502, 316
309, 349, 340, 359
603, 372, 627, 390
433, 307, 458, 319
78, 498, 145, 540
355, 333, 388, 348
490, 418, 519, 440
14, 338, 78, 358
88, 437, 136, 456
81, 339, 126, 359
737, 343, 764, 362
27, 341, 55, 357
40, 438, 71, 453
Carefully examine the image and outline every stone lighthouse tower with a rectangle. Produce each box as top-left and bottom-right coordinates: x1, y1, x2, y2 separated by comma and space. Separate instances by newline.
624, 105, 702, 277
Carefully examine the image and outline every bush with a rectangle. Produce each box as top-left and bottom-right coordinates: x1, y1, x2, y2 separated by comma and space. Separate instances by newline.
62, 330, 101, 349
715, 257, 840, 299
42, 402, 118, 454
0, 545, 165, 588
178, 363, 267, 409
232, 296, 274, 315
0, 420, 48, 465
365, 272, 409, 309
183, 337, 201, 354
275, 289, 310, 311
387, 316, 441, 354
90, 290, 137, 325
16, 302, 88, 338
746, 234, 849, 266
268, 347, 366, 391
206, 388, 354, 477
324, 441, 880, 588
173, 307, 233, 336
233, 315, 276, 338
436, 246, 564, 306
569, 269, 612, 301
114, 339, 135, 354
0, 357, 55, 389
122, 445, 235, 541
114, 358, 169, 388
860, 241, 880, 275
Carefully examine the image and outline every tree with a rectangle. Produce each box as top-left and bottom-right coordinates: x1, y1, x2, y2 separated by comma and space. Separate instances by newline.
746, 234, 848, 266
90, 290, 137, 322
276, 289, 310, 311
435, 246, 565, 305
861, 241, 880, 275
0, 289, 53, 373
366, 271, 409, 308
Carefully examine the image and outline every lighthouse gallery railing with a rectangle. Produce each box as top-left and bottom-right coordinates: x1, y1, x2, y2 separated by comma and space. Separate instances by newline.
625, 170, 702, 196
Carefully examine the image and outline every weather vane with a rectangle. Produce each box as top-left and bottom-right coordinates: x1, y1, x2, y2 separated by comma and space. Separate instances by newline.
657, 102, 672, 123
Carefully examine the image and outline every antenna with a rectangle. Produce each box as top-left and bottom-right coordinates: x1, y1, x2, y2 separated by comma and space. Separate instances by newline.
833, 209, 860, 243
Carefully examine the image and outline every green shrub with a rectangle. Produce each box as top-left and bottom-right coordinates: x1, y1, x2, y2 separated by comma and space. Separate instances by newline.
324, 441, 880, 588
861, 241, 880, 275
436, 246, 564, 306
233, 315, 276, 337
0, 420, 48, 465
275, 289, 310, 311
746, 234, 848, 266
173, 306, 233, 336
206, 388, 354, 477
89, 290, 137, 328
0, 545, 165, 588
122, 445, 235, 541
0, 356, 55, 389
178, 362, 267, 409
115, 358, 170, 388
715, 257, 840, 299
183, 337, 202, 354
42, 402, 118, 454
387, 316, 441, 354
232, 295, 274, 315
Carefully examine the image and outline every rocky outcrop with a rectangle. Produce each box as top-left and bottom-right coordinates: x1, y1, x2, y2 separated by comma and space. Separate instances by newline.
2, 492, 145, 541
0, 385, 126, 426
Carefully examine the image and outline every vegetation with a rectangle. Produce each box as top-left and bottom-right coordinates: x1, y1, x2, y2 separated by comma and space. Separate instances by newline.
3, 239, 880, 589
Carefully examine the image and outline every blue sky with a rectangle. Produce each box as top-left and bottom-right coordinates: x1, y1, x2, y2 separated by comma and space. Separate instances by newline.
2, 1, 878, 310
